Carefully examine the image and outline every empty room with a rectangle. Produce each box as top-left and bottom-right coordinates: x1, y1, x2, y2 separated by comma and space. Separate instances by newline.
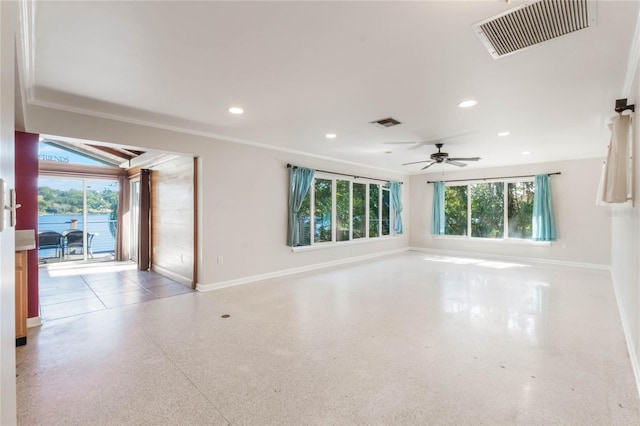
2, 0, 640, 425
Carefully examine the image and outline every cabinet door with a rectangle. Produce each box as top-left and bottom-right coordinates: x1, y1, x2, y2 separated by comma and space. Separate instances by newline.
15, 251, 27, 344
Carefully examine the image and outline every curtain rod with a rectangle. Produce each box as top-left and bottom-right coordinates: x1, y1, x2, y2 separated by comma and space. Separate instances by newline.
286, 164, 403, 184
427, 172, 561, 184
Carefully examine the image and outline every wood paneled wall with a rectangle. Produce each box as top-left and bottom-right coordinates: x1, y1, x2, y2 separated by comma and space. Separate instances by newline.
150, 156, 196, 287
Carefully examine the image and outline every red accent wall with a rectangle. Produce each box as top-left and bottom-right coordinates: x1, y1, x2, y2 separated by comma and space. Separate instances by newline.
15, 131, 40, 318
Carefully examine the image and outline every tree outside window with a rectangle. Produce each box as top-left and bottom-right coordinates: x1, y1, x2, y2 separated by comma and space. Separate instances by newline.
442, 180, 533, 240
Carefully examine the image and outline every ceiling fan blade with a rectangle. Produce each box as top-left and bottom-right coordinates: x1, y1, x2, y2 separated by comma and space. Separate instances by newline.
384, 131, 472, 148
421, 163, 436, 170
383, 141, 421, 145
446, 160, 467, 167
402, 160, 435, 166
448, 157, 481, 161
420, 131, 473, 146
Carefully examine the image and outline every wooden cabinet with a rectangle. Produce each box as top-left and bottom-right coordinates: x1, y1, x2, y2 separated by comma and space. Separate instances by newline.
15, 250, 28, 346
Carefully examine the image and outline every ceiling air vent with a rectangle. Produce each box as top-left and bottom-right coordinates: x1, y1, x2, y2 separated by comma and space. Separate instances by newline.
473, 0, 596, 59
371, 117, 402, 128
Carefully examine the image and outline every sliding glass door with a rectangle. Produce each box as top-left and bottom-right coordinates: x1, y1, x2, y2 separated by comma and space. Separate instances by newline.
38, 176, 119, 263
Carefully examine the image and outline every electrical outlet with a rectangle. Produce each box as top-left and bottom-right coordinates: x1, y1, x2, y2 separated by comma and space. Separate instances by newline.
218, 256, 224, 265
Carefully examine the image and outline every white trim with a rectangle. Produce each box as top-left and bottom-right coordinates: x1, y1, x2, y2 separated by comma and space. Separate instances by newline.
196, 248, 408, 292
292, 236, 397, 252
17, 0, 35, 102
409, 247, 610, 271
150, 264, 193, 287
610, 274, 640, 399
433, 235, 551, 247
623, 4, 640, 98
27, 316, 42, 328
26, 99, 404, 179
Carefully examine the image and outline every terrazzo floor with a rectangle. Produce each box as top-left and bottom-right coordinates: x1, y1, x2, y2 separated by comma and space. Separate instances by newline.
16, 252, 640, 425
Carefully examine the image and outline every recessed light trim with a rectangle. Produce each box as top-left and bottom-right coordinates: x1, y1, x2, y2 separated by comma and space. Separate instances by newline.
228, 107, 244, 114
498, 131, 510, 137
521, 151, 531, 155
325, 133, 337, 139
457, 99, 478, 108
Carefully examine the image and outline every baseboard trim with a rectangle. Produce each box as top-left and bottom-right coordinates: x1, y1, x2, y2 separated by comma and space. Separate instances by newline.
611, 275, 640, 399
151, 264, 193, 287
27, 316, 42, 328
196, 248, 409, 292
408, 247, 611, 271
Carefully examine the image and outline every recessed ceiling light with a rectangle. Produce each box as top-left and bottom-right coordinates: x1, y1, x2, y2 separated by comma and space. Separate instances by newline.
228, 107, 244, 114
325, 133, 337, 139
521, 151, 531, 155
498, 131, 510, 137
457, 99, 478, 108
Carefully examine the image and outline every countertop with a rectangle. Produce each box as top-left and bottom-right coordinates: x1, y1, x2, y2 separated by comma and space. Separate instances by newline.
16, 229, 35, 251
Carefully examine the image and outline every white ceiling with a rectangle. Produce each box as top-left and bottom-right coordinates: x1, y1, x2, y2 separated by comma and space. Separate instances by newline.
19, 0, 640, 173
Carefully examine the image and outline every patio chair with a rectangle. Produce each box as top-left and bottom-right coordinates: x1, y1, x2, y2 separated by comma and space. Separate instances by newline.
38, 231, 63, 260
62, 229, 95, 259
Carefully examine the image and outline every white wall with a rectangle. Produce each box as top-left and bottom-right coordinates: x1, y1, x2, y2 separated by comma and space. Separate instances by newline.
610, 54, 640, 392
23, 105, 410, 286
409, 157, 611, 267
0, 2, 17, 424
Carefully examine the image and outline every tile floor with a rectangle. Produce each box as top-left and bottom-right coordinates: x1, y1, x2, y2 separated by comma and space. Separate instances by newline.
39, 261, 194, 321
17, 252, 640, 425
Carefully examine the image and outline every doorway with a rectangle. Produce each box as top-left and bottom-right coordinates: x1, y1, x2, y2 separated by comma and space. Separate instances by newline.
37, 176, 119, 263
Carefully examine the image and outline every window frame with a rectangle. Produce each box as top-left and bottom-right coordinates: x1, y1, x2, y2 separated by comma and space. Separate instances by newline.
439, 177, 549, 245
292, 172, 395, 251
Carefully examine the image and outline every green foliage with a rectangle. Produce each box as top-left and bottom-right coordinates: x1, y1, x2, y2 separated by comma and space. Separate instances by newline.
314, 179, 332, 242
336, 180, 350, 241
369, 184, 379, 238
470, 183, 504, 238
443, 180, 534, 240
444, 186, 468, 236
507, 182, 534, 239
38, 186, 118, 215
352, 183, 366, 239
381, 189, 390, 235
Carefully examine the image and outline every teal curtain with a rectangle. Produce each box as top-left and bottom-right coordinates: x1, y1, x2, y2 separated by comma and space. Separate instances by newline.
389, 181, 403, 234
532, 174, 557, 241
432, 181, 445, 235
287, 167, 315, 246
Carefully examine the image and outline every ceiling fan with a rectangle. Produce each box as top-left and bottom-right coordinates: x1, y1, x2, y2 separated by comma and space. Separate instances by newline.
383, 132, 470, 150
402, 143, 481, 170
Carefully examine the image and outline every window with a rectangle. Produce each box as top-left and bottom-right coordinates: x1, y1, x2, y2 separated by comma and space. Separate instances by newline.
382, 188, 390, 236
443, 179, 534, 240
507, 181, 534, 239
353, 183, 366, 239
471, 183, 504, 238
444, 185, 467, 236
295, 176, 393, 247
314, 178, 332, 243
369, 184, 380, 238
336, 180, 350, 241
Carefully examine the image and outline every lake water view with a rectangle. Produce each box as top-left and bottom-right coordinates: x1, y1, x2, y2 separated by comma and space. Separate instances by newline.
38, 213, 116, 259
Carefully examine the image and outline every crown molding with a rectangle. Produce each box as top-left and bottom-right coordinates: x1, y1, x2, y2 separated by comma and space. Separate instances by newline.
28, 97, 406, 178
